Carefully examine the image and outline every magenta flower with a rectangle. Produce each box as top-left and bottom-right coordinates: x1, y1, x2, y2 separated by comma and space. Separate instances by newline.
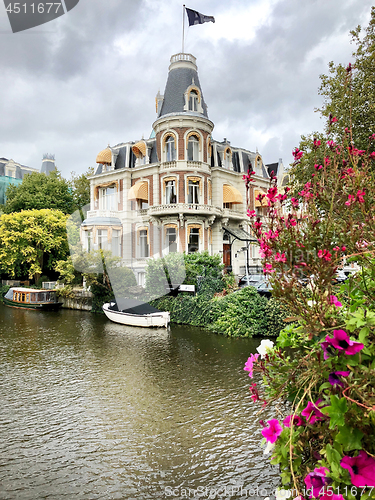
291, 197, 299, 208
275, 252, 287, 263
249, 383, 260, 402
261, 418, 282, 443
328, 371, 350, 388
356, 190, 365, 203
329, 295, 342, 307
244, 353, 260, 378
321, 341, 336, 360
292, 147, 304, 161
304, 467, 331, 498
340, 451, 375, 487
320, 494, 345, 500
283, 414, 304, 427
324, 329, 364, 356
345, 194, 355, 206
301, 399, 326, 424
247, 209, 256, 218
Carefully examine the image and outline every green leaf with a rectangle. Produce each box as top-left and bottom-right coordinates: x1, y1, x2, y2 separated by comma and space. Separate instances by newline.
336, 425, 364, 450
323, 395, 348, 429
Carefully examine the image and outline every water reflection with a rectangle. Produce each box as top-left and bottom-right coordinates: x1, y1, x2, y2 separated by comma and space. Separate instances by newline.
0, 303, 279, 499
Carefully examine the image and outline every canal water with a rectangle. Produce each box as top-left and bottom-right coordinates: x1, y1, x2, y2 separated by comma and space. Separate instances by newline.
0, 303, 280, 500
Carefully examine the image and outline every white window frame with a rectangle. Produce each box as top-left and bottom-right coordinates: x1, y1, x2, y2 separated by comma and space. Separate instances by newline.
165, 179, 177, 204
187, 135, 200, 161
165, 136, 176, 162
187, 179, 200, 204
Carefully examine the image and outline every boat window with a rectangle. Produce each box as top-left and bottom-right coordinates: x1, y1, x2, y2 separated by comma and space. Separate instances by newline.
31, 293, 36, 302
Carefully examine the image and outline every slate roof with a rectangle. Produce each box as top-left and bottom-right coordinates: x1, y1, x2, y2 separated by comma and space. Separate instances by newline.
266, 162, 278, 178
159, 66, 208, 118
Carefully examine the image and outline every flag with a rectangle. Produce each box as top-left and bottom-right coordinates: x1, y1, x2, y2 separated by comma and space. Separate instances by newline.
185, 7, 215, 26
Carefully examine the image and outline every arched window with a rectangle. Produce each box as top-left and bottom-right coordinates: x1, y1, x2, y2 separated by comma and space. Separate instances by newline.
165, 136, 176, 162
165, 179, 177, 204
187, 135, 199, 161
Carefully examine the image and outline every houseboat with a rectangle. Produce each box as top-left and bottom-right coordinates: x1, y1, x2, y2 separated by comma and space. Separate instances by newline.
3, 287, 63, 310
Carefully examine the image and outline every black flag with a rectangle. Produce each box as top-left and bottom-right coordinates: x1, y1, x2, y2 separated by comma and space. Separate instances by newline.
185, 7, 215, 26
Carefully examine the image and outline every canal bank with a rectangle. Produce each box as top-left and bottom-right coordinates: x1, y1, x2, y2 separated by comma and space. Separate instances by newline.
0, 302, 280, 499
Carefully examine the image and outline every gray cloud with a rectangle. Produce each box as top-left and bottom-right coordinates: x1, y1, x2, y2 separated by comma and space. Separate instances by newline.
0, 0, 373, 176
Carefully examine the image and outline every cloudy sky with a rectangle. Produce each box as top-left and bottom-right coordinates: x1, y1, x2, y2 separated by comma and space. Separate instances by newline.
0, 0, 373, 178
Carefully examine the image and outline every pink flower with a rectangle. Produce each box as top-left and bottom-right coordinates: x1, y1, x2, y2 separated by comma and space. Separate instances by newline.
289, 218, 297, 227
291, 197, 299, 208
313, 139, 321, 148
292, 147, 304, 161
329, 295, 342, 307
275, 252, 287, 263
249, 383, 260, 402
320, 494, 345, 500
301, 399, 326, 424
369, 133, 375, 141
261, 418, 282, 443
324, 156, 330, 166
331, 116, 338, 123
345, 194, 355, 206
327, 140, 336, 148
314, 164, 323, 170
369, 152, 375, 159
324, 329, 364, 356
340, 451, 375, 487
356, 190, 365, 203
341, 246, 346, 252
264, 263, 275, 274
244, 353, 260, 378
304, 467, 331, 498
283, 415, 304, 427
318, 249, 332, 261
247, 209, 256, 218
266, 186, 278, 204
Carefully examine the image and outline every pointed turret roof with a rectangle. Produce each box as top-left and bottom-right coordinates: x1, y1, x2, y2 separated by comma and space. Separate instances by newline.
158, 53, 209, 118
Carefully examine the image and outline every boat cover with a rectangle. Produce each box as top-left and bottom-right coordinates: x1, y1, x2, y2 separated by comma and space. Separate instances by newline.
109, 299, 162, 315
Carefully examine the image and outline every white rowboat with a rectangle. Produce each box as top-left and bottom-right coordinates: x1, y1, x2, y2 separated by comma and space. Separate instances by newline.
102, 300, 170, 328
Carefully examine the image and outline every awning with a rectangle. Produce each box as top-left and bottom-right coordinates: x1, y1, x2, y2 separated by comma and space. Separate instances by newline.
254, 189, 267, 207
96, 148, 112, 165
223, 184, 242, 204
223, 226, 257, 243
132, 141, 147, 158
128, 181, 148, 201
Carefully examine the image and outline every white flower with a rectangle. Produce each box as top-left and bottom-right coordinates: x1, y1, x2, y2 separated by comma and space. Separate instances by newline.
275, 488, 292, 499
256, 339, 274, 358
263, 440, 275, 455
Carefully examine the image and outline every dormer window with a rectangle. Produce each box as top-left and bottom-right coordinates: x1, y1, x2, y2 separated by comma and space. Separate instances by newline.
224, 147, 232, 169
183, 86, 203, 113
189, 90, 198, 111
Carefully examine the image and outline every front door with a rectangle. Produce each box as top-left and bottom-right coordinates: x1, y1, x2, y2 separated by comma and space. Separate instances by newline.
223, 243, 232, 272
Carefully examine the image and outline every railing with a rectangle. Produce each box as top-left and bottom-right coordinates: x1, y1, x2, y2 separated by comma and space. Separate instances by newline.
86, 210, 120, 219
170, 53, 196, 65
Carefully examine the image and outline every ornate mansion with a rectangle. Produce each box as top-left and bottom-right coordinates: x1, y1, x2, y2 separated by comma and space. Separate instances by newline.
82, 53, 284, 285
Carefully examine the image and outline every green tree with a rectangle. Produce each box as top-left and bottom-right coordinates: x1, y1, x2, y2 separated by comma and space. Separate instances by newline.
68, 168, 93, 218
4, 171, 76, 215
0, 209, 69, 282
291, 6, 375, 189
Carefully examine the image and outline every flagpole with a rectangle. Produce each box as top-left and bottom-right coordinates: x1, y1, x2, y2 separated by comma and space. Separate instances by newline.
182, 4, 185, 53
